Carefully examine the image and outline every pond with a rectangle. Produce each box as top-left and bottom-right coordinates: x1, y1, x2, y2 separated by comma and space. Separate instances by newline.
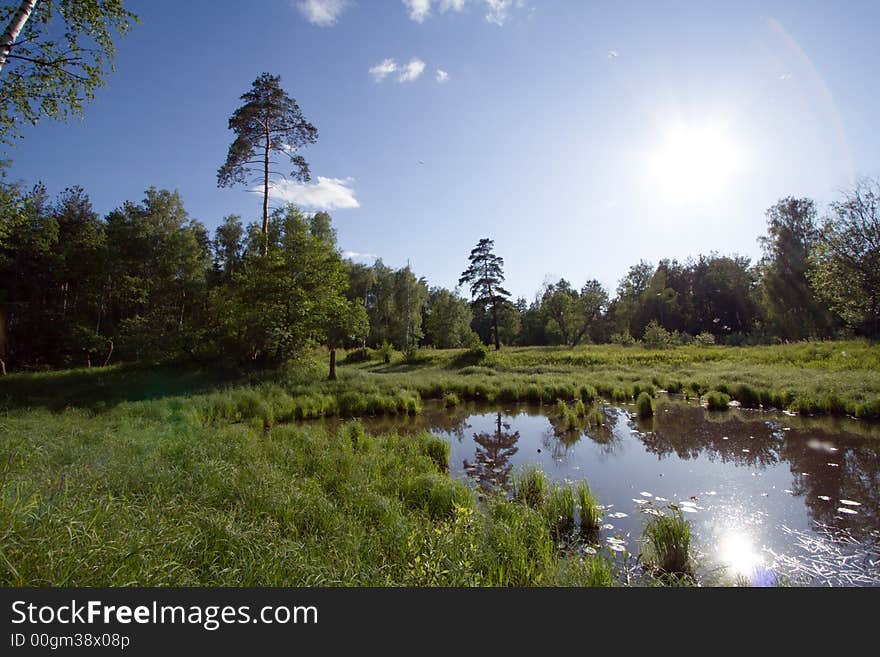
321, 398, 880, 586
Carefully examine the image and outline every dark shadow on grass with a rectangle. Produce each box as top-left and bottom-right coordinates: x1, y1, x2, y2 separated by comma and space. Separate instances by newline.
359, 359, 437, 374
0, 363, 246, 412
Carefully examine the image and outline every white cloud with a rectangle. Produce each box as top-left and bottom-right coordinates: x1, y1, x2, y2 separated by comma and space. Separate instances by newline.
267, 177, 359, 210
399, 58, 426, 82
343, 250, 378, 262
435, 68, 449, 83
484, 0, 523, 25
402, 1, 525, 24
295, 0, 350, 26
402, 0, 432, 23
369, 58, 398, 81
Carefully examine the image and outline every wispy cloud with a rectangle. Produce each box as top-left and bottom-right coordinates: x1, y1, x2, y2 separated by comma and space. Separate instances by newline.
369, 58, 398, 82
405, 1, 524, 24
295, 0, 350, 26
484, 0, 523, 25
398, 58, 426, 82
343, 250, 378, 262
435, 68, 449, 83
267, 176, 359, 210
402, 0, 432, 23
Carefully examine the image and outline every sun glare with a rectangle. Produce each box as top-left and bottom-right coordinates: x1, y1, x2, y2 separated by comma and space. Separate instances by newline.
718, 530, 765, 581
646, 121, 743, 204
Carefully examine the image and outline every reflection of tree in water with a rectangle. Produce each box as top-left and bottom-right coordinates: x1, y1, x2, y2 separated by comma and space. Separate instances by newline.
637, 403, 780, 468
635, 401, 880, 537
463, 412, 520, 492
543, 405, 621, 457
329, 401, 474, 440
781, 431, 880, 536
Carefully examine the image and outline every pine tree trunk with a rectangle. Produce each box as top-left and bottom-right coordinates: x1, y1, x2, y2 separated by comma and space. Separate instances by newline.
0, 0, 36, 72
261, 119, 270, 256
492, 302, 500, 350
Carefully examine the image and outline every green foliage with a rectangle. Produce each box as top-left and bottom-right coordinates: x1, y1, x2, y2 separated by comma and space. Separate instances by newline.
732, 383, 761, 408
209, 205, 357, 367
636, 391, 654, 418
609, 329, 636, 346
424, 287, 474, 348
541, 278, 609, 346
422, 435, 450, 473
808, 179, 880, 338
442, 392, 460, 407
705, 390, 731, 410
0, 0, 138, 142
694, 331, 716, 345
642, 320, 673, 349
377, 341, 394, 364
452, 343, 489, 368
759, 197, 836, 340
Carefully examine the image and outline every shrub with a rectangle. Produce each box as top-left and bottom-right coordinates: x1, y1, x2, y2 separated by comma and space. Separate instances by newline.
642, 321, 672, 349
377, 341, 394, 364
705, 390, 731, 411
609, 329, 636, 346
453, 344, 489, 368
695, 332, 716, 346
578, 384, 597, 403
443, 392, 460, 407
732, 383, 760, 408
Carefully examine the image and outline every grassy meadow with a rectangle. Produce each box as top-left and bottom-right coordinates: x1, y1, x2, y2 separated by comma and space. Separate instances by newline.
1, 340, 878, 586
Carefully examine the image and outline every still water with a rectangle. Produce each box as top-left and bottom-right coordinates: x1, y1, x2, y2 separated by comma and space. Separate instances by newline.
329, 398, 880, 586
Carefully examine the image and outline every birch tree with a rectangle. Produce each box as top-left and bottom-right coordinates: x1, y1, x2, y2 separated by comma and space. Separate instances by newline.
0, 0, 136, 142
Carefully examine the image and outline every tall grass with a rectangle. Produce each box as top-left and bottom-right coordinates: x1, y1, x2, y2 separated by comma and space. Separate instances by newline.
636, 392, 655, 418
640, 509, 694, 578
575, 481, 602, 534
512, 467, 547, 509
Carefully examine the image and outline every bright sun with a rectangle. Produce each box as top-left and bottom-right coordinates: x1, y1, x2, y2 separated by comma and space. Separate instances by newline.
646, 121, 743, 204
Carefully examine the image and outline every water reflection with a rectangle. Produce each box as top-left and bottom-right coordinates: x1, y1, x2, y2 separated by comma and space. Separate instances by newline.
463, 413, 520, 491
312, 398, 880, 585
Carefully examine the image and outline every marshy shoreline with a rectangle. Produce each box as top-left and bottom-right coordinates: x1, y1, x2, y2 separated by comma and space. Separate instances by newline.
1, 341, 878, 587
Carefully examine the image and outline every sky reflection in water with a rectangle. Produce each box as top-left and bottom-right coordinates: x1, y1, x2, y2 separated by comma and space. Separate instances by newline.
330, 399, 880, 585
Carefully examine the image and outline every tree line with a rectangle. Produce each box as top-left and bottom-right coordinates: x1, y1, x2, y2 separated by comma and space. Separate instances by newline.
1, 170, 876, 375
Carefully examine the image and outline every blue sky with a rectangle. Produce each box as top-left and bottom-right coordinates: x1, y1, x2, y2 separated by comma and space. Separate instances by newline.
5, 0, 879, 300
